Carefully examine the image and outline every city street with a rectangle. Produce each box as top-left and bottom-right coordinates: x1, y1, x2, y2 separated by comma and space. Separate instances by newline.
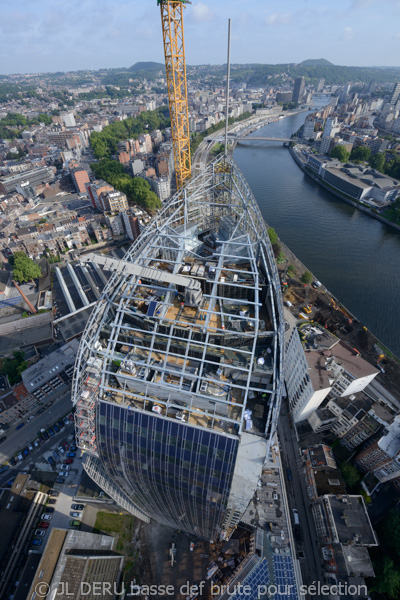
0, 388, 73, 464
278, 400, 325, 588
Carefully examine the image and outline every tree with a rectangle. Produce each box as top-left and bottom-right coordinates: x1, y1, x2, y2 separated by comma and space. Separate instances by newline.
330, 144, 350, 162
370, 557, 400, 599
339, 461, 361, 488
0, 351, 28, 385
350, 145, 371, 162
268, 227, 279, 245
11, 251, 42, 283
369, 151, 386, 172
380, 509, 400, 559
301, 271, 313, 285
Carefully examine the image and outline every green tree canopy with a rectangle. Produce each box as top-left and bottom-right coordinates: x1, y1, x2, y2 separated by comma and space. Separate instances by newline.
369, 151, 386, 172
0, 351, 28, 385
350, 145, 371, 162
380, 509, 400, 559
301, 271, 313, 285
267, 227, 279, 245
90, 160, 161, 212
330, 144, 350, 162
11, 251, 42, 283
370, 557, 400, 599
339, 461, 361, 488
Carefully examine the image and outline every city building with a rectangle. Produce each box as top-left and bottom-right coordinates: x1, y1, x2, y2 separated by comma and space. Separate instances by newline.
72, 155, 285, 541
71, 168, 90, 195
98, 190, 128, 213
28, 529, 124, 600
105, 213, 124, 237
87, 181, 114, 210
284, 314, 326, 423
312, 494, 377, 591
0, 167, 55, 195
145, 175, 171, 202
389, 82, 400, 105
292, 77, 305, 104
122, 210, 141, 241
61, 112, 76, 127
355, 415, 400, 488
306, 155, 400, 205
285, 320, 378, 423
323, 117, 340, 139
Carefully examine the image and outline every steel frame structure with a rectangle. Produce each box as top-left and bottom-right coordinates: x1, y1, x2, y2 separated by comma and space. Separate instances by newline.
72, 155, 285, 538
159, 0, 191, 189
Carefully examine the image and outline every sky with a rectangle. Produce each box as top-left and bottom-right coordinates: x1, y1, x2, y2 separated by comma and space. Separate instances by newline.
1, 0, 400, 75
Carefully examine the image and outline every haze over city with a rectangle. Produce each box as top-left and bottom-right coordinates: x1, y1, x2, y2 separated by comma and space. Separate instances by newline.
1, 0, 400, 74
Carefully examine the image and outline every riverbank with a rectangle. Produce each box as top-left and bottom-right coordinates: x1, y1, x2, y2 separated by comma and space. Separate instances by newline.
274, 232, 400, 397
289, 145, 400, 233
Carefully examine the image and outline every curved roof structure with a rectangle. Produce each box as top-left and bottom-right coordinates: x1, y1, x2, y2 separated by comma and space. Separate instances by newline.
72, 155, 285, 540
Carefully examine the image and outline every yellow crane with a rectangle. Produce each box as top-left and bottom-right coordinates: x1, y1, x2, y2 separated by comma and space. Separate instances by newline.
158, 0, 191, 189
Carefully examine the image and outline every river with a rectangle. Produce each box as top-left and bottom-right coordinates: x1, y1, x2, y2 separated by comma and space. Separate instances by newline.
234, 108, 400, 357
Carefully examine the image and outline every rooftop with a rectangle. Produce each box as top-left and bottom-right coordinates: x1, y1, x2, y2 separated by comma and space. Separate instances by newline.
325, 495, 378, 547
21, 338, 79, 392
308, 444, 337, 469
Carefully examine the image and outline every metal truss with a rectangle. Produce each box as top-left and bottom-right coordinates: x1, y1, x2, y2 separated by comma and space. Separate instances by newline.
72, 155, 285, 459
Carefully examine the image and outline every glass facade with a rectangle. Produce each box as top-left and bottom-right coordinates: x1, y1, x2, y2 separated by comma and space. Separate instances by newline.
98, 400, 238, 540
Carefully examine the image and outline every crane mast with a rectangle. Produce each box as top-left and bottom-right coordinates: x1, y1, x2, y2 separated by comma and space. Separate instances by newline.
158, 0, 191, 189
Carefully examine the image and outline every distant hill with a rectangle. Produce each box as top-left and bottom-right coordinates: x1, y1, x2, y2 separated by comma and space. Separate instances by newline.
129, 62, 165, 72
299, 58, 334, 67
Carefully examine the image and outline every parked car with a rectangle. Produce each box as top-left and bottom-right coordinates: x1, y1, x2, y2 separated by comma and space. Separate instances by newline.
63, 417, 69, 426
66, 452, 75, 458
47, 499, 57, 505
69, 520, 80, 529
55, 477, 65, 484
53, 424, 60, 433
57, 420, 64, 429
32, 538, 42, 546
68, 414, 74, 422
43, 432, 49, 440
58, 446, 65, 454
70, 511, 81, 518
62, 441, 68, 449
0, 436, 7, 444
71, 504, 85, 511
53, 451, 61, 462
48, 428, 55, 437
41, 514, 52, 521
23, 448, 29, 456
34, 439, 40, 448
48, 490, 59, 497
58, 471, 70, 477
47, 456, 55, 466
16, 423, 25, 430
9, 457, 16, 466
45, 507, 55, 513
70, 445, 77, 451
28, 444, 33, 452
35, 530, 46, 537
17, 453, 23, 461
0, 465, 9, 474
60, 465, 70, 471
38, 522, 49, 528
